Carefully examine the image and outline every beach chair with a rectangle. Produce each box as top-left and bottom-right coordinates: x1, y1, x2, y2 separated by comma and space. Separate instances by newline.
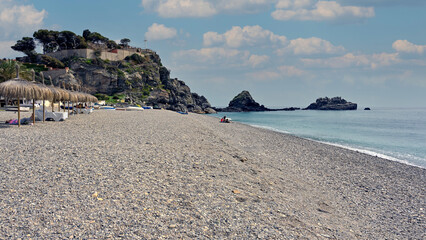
35, 108, 68, 121
81, 108, 93, 114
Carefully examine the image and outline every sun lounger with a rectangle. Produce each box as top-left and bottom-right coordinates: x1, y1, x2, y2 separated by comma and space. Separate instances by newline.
6, 107, 30, 112
74, 108, 93, 114
35, 109, 68, 121
81, 108, 93, 114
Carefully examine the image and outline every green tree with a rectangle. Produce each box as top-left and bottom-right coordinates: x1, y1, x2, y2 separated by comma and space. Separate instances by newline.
34, 29, 88, 53
82, 29, 114, 48
33, 29, 60, 53
57, 31, 77, 50
76, 36, 88, 49
82, 29, 91, 41
0, 60, 32, 83
106, 40, 119, 49
11, 37, 37, 60
120, 38, 131, 48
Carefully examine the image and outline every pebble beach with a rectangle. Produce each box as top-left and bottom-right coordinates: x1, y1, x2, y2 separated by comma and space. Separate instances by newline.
0, 109, 424, 239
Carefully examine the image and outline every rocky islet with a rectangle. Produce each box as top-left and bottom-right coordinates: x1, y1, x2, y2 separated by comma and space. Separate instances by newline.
214, 90, 300, 112
304, 97, 357, 110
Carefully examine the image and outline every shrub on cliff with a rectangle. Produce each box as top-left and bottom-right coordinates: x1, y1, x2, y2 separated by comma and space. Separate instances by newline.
41, 55, 65, 68
125, 54, 145, 64
94, 93, 109, 100
91, 57, 105, 67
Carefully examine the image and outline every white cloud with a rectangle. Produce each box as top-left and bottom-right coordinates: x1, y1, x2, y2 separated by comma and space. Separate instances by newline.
277, 37, 344, 55
141, 0, 275, 18
173, 47, 248, 63
145, 23, 177, 41
203, 31, 224, 46
278, 65, 305, 76
392, 40, 426, 54
141, 0, 375, 21
272, 0, 374, 21
0, 1, 47, 38
302, 52, 400, 69
217, 0, 275, 13
203, 25, 287, 48
247, 65, 305, 81
0, 40, 22, 58
204, 26, 342, 57
276, 0, 314, 9
340, 0, 424, 7
248, 54, 269, 67
247, 70, 281, 81
142, 0, 216, 18
172, 47, 267, 68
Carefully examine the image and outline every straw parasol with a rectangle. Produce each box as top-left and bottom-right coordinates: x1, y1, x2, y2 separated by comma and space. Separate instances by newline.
30, 69, 53, 124
69, 88, 79, 102
57, 84, 70, 112
38, 72, 52, 122
0, 65, 47, 127
75, 90, 86, 113
60, 82, 71, 114
47, 76, 63, 112
68, 86, 79, 115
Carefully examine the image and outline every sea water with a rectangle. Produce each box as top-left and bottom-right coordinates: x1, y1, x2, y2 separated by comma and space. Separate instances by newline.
214, 108, 426, 168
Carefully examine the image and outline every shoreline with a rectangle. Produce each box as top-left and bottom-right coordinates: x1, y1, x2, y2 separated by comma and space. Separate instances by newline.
232, 120, 426, 170
0, 110, 424, 239
2, 109, 422, 169
209, 111, 426, 170
208, 113, 425, 171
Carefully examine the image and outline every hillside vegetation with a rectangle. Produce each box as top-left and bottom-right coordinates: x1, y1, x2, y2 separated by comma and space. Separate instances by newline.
6, 29, 214, 113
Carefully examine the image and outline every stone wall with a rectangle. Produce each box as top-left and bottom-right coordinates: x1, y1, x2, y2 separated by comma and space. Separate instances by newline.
45, 49, 91, 60
45, 49, 144, 61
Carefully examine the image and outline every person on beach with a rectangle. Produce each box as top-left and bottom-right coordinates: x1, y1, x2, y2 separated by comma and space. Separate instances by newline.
5, 114, 34, 125
221, 116, 230, 123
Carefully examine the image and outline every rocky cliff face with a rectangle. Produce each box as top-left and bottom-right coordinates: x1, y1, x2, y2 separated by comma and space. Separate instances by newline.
304, 97, 357, 110
46, 52, 215, 113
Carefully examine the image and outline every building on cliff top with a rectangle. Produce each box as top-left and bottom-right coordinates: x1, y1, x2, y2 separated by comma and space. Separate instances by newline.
44, 48, 153, 62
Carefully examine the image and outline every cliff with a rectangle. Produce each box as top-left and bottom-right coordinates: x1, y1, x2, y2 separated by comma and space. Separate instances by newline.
304, 97, 357, 110
44, 52, 215, 113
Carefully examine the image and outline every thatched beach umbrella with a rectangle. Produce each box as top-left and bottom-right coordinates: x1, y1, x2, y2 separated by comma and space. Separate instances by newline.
57, 85, 69, 112
71, 86, 83, 114
38, 72, 50, 122
68, 86, 79, 115
76, 91, 86, 114
48, 76, 63, 112
32, 72, 53, 123
90, 95, 98, 104
61, 82, 71, 115
30, 69, 53, 124
59, 82, 69, 113
0, 65, 46, 127
81, 92, 91, 109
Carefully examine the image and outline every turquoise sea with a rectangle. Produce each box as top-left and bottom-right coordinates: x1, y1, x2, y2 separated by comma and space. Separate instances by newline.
214, 108, 426, 169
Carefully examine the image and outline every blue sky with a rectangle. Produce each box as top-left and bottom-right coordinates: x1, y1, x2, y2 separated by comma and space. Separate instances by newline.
1, 0, 425, 108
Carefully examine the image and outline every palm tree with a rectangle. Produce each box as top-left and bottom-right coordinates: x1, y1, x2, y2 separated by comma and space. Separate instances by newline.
0, 60, 32, 83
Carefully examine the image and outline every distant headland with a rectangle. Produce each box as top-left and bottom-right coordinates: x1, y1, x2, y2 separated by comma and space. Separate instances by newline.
4, 29, 215, 114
